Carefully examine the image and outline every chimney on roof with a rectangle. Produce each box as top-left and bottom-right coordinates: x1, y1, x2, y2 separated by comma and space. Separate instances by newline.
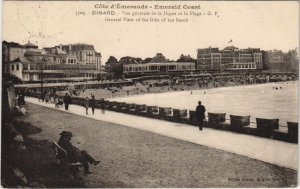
69, 45, 72, 51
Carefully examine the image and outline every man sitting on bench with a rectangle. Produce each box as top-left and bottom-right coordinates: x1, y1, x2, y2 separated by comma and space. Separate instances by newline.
58, 131, 100, 174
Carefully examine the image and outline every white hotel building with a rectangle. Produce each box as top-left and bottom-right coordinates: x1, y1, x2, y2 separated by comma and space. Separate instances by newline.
123, 62, 195, 77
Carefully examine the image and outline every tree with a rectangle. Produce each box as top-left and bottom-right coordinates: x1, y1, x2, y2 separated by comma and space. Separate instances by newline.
119, 56, 143, 64
111, 64, 123, 78
176, 54, 196, 63
105, 56, 118, 71
105, 56, 125, 78
142, 58, 153, 63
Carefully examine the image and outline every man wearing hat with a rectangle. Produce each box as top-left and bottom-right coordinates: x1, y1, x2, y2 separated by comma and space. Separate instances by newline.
63, 93, 72, 110
195, 101, 206, 131
58, 131, 100, 174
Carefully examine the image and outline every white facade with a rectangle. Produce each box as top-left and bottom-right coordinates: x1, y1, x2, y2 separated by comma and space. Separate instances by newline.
9, 47, 26, 61
6, 60, 40, 81
61, 44, 102, 69
95, 53, 102, 70
225, 62, 257, 70
123, 62, 195, 76
8, 62, 23, 79
254, 53, 263, 69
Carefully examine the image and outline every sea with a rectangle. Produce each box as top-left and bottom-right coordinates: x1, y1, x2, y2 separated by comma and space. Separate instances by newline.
113, 81, 299, 125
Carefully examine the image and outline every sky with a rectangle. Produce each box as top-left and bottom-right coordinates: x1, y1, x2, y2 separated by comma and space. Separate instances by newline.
3, 1, 299, 62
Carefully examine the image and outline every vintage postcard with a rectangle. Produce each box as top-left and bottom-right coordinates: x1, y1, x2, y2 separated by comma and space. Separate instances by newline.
2, 0, 299, 188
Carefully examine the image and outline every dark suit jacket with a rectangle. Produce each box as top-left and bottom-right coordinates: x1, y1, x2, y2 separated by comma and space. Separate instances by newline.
58, 137, 81, 162
89, 98, 96, 108
196, 105, 206, 120
63, 95, 72, 104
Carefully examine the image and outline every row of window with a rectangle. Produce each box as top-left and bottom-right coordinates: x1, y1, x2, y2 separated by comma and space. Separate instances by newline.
68, 51, 96, 61
200, 59, 258, 64
124, 65, 195, 72
52, 73, 96, 77
86, 62, 97, 65
22, 64, 39, 70
11, 49, 25, 54
199, 54, 261, 59
231, 64, 256, 69
20, 64, 99, 71
11, 64, 20, 71
67, 59, 77, 64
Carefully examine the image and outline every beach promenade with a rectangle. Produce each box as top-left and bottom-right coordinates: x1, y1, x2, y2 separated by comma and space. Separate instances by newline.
25, 97, 298, 170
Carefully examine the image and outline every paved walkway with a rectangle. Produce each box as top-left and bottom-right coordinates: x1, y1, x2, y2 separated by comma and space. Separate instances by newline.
26, 97, 298, 170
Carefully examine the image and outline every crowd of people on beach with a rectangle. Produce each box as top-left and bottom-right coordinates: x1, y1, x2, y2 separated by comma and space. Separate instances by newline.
69, 72, 298, 99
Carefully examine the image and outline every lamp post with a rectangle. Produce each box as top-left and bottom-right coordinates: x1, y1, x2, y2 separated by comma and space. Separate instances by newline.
40, 56, 48, 100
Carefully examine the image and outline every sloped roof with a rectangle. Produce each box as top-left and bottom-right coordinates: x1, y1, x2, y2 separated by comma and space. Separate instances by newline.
24, 41, 38, 48
44, 47, 67, 55
95, 52, 102, 57
3, 41, 24, 48
56, 47, 67, 55
223, 46, 238, 51
24, 48, 47, 56
10, 56, 34, 64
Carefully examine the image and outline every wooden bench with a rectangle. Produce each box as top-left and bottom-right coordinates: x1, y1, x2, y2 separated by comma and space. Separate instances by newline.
208, 113, 226, 128
117, 102, 127, 112
104, 100, 111, 109
189, 110, 197, 126
287, 122, 298, 142
110, 101, 118, 110
230, 115, 250, 132
135, 104, 147, 115
125, 103, 136, 113
256, 118, 279, 137
147, 106, 159, 118
51, 140, 83, 170
172, 109, 188, 123
159, 107, 173, 120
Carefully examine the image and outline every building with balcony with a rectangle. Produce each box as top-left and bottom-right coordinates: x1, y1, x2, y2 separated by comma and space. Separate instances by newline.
60, 43, 102, 70
197, 47, 222, 70
197, 46, 263, 71
4, 41, 106, 82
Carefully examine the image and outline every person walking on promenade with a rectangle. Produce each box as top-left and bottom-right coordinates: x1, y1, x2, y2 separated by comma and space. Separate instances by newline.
89, 95, 96, 115
85, 96, 90, 115
17, 91, 25, 106
54, 94, 59, 108
63, 93, 72, 111
196, 101, 206, 131
41, 90, 46, 102
45, 91, 50, 103
58, 131, 100, 174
